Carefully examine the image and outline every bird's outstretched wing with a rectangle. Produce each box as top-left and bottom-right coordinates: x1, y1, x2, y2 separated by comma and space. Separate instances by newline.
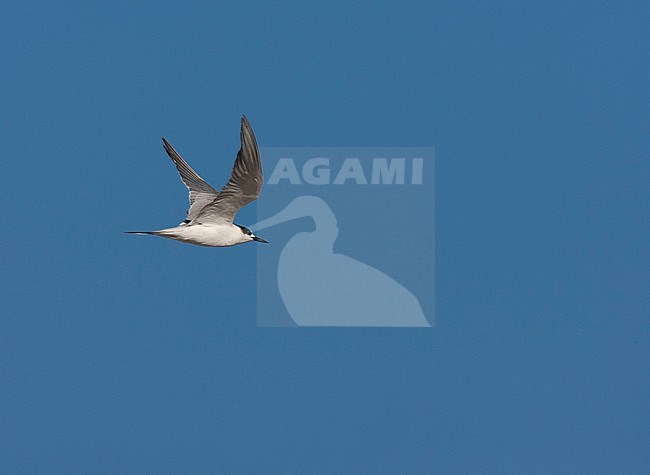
192, 116, 263, 224
161, 137, 218, 224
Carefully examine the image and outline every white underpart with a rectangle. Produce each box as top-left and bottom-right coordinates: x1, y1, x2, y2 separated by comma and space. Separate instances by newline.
157, 224, 252, 247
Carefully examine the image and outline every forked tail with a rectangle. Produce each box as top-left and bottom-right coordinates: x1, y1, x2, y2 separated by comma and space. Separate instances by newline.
124, 231, 161, 236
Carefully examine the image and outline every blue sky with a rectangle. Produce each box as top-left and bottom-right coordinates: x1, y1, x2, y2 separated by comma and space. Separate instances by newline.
1, 1, 648, 472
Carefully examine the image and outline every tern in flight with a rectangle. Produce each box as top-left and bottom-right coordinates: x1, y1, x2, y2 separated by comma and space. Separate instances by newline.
126, 116, 268, 247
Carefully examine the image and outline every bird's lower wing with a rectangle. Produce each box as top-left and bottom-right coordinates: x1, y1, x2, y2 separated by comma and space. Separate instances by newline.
161, 137, 219, 223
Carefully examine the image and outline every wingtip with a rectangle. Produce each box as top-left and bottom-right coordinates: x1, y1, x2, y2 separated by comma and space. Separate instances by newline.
162, 137, 176, 154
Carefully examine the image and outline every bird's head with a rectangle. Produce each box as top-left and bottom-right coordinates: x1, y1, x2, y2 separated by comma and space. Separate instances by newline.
237, 224, 268, 244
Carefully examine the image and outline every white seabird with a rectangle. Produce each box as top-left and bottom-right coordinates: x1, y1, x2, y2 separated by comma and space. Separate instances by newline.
126, 115, 268, 247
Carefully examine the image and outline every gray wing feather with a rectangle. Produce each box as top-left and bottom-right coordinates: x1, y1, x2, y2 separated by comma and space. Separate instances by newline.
193, 116, 263, 224
161, 137, 218, 223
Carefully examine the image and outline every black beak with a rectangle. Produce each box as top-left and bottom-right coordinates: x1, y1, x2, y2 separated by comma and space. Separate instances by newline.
252, 235, 268, 243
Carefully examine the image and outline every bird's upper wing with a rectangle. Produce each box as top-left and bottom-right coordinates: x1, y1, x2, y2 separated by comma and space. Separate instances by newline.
192, 116, 263, 224
162, 137, 218, 224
